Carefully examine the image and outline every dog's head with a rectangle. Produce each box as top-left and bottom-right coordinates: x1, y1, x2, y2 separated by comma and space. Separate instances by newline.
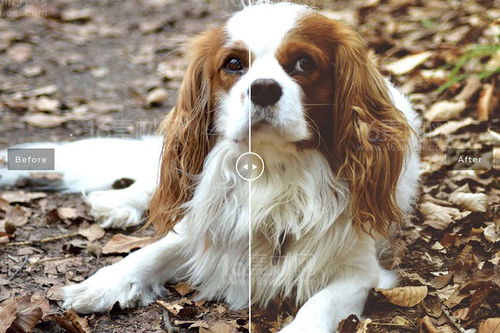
149, 3, 410, 235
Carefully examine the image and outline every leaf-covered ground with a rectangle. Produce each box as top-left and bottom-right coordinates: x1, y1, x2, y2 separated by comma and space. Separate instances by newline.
0, 0, 498, 332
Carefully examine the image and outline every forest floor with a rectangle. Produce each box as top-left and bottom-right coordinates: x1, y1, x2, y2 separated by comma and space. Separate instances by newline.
0, 0, 498, 332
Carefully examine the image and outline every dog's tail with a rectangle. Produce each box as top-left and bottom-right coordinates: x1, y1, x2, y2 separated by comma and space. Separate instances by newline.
0, 136, 163, 193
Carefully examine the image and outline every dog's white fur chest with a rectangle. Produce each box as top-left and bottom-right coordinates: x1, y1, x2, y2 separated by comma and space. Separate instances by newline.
250, 132, 374, 306
181, 130, 378, 309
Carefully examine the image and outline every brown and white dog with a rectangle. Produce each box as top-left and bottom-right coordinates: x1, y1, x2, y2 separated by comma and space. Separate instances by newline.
0, 2, 420, 332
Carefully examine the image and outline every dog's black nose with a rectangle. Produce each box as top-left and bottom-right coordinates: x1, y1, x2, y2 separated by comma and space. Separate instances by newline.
250, 79, 282, 107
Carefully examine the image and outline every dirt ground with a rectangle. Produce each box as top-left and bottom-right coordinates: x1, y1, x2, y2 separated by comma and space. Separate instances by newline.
0, 0, 499, 332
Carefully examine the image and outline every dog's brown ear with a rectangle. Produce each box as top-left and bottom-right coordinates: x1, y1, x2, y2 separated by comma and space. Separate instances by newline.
147, 29, 221, 235
327, 21, 410, 235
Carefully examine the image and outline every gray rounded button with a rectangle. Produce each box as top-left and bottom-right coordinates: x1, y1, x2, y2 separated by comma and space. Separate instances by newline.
236, 152, 265, 181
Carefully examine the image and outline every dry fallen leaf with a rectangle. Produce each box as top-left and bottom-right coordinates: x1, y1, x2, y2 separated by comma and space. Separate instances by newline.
33, 96, 60, 113
22, 65, 45, 78
386, 51, 433, 75
0, 297, 17, 333
477, 84, 495, 120
57, 207, 78, 220
139, 18, 169, 33
0, 295, 45, 333
429, 273, 452, 289
102, 233, 155, 254
422, 296, 443, 318
7, 43, 33, 63
419, 69, 448, 85
435, 284, 459, 302
157, 300, 184, 316
216, 304, 226, 314
424, 100, 466, 121
0, 198, 10, 212
13, 306, 42, 331
28, 172, 63, 183
187, 320, 210, 329
420, 202, 461, 230
174, 282, 194, 297
157, 61, 184, 80
30, 294, 50, 316
61, 8, 93, 22
478, 318, 500, 333
375, 286, 428, 307
24, 85, 58, 97
467, 282, 494, 320
449, 191, 487, 212
200, 322, 237, 333
44, 309, 91, 333
146, 88, 168, 107
452, 307, 469, 320
22, 113, 68, 128
489, 251, 500, 266
87, 101, 122, 114
78, 224, 105, 242
420, 316, 439, 333
427, 117, 476, 137
483, 222, 499, 243
4, 205, 32, 227
46, 285, 64, 301
0, 191, 47, 203
443, 291, 470, 308
455, 76, 482, 101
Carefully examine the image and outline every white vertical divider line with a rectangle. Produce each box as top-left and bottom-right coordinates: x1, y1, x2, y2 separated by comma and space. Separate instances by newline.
247, 0, 253, 331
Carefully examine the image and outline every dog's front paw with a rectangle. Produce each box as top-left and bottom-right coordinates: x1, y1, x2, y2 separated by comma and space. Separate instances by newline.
62, 264, 162, 313
85, 189, 144, 229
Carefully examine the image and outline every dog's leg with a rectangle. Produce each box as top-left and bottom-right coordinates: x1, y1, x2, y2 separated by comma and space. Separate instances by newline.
1, 136, 163, 228
85, 178, 155, 228
62, 227, 188, 314
279, 256, 388, 333
1, 136, 163, 191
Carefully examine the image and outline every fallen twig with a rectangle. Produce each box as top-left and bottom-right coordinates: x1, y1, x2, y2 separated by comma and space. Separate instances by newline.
370, 322, 418, 331
8, 255, 29, 281
7, 255, 20, 263
28, 256, 65, 266
3, 232, 80, 246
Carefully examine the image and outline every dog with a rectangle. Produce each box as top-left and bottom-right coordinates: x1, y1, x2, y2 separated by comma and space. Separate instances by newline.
0, 2, 420, 332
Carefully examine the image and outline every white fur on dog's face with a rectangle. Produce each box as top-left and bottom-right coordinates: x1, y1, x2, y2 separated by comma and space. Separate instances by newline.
215, 3, 310, 143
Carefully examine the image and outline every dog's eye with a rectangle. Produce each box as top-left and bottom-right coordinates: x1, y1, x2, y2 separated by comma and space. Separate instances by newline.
224, 57, 243, 73
294, 56, 315, 74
